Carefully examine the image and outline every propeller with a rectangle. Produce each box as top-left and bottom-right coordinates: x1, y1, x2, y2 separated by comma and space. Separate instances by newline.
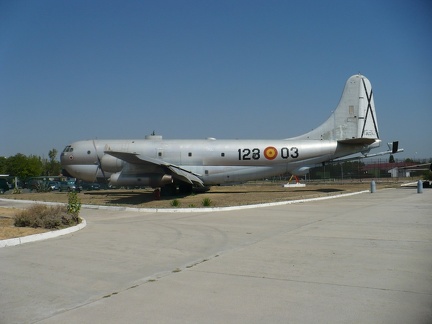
92, 139, 107, 182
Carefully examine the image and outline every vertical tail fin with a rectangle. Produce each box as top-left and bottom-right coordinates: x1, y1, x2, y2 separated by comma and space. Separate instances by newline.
292, 74, 380, 142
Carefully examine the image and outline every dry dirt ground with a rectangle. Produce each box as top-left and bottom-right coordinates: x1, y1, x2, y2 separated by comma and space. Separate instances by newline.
1, 181, 401, 240
0, 208, 49, 240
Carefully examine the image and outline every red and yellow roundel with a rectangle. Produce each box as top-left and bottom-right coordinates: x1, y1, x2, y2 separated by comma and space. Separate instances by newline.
264, 146, 278, 160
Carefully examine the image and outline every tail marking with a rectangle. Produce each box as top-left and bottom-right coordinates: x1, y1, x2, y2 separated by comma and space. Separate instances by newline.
361, 78, 379, 139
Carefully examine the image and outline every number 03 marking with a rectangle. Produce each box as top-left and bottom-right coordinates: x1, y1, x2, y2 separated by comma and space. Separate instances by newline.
280, 147, 299, 159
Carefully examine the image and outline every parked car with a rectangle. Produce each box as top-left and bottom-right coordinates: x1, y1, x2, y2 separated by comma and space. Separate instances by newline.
0, 179, 10, 194
48, 181, 60, 191
59, 181, 81, 192
81, 182, 101, 191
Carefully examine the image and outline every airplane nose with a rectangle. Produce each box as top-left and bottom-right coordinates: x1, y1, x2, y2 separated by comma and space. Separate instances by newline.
60, 145, 76, 166
60, 153, 74, 166
63, 165, 99, 182
60, 142, 99, 181
60, 141, 112, 182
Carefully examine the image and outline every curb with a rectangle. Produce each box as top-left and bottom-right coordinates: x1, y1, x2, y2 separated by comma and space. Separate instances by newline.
0, 218, 87, 248
1, 190, 368, 214
79, 190, 369, 213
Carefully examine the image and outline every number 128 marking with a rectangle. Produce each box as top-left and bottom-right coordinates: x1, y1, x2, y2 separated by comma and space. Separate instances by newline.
238, 148, 260, 160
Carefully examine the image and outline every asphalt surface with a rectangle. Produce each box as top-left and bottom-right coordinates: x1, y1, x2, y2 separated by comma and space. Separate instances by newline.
0, 187, 431, 323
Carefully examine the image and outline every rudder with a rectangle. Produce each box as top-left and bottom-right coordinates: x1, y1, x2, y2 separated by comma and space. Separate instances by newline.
291, 74, 380, 142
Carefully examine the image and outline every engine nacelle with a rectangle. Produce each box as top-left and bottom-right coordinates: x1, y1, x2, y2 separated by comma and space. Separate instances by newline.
101, 154, 124, 173
109, 172, 173, 188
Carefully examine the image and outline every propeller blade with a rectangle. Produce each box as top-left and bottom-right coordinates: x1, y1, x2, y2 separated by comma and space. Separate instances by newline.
92, 140, 107, 181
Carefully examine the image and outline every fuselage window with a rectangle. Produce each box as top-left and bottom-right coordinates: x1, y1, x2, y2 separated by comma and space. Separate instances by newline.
221, 153, 225, 157
87, 151, 91, 155
188, 152, 192, 157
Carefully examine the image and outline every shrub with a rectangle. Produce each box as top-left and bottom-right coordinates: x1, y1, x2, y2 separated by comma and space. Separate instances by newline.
41, 212, 62, 229
202, 197, 212, 207
34, 181, 52, 193
14, 205, 79, 229
12, 188, 21, 194
170, 199, 180, 207
14, 210, 33, 227
67, 191, 81, 216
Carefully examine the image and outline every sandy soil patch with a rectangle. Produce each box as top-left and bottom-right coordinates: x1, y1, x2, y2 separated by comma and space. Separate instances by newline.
0, 208, 49, 240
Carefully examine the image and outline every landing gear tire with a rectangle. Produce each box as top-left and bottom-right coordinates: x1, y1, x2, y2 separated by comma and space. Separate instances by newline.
178, 183, 193, 194
161, 184, 177, 197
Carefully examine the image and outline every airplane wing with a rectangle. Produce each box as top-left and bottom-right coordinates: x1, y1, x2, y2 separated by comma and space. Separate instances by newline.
105, 150, 205, 187
165, 165, 205, 187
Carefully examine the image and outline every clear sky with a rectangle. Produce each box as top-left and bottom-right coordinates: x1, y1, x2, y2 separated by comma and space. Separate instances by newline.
1, 0, 431, 160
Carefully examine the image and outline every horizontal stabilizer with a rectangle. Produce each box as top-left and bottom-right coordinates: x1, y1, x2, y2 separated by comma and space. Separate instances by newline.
338, 138, 377, 145
326, 145, 404, 163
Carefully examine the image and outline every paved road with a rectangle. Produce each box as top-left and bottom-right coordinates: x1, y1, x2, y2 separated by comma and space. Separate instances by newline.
1, 188, 431, 323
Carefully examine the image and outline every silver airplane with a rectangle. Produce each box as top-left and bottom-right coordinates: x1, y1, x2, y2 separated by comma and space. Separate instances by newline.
61, 74, 402, 194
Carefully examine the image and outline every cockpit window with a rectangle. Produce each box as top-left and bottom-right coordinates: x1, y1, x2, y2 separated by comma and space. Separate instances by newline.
63, 145, 73, 153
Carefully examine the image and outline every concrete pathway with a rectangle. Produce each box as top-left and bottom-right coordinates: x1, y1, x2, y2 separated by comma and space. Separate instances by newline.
0, 187, 431, 323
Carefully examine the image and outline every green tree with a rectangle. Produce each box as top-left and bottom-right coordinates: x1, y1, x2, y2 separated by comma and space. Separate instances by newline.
43, 149, 61, 176
6, 154, 43, 179
48, 149, 57, 161
0, 156, 7, 174
423, 170, 432, 181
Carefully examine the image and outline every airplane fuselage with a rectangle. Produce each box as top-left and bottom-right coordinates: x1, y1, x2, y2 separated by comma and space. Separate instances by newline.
61, 137, 367, 186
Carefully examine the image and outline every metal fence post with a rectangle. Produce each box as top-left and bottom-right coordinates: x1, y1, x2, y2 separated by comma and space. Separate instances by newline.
417, 180, 423, 194
370, 180, 376, 193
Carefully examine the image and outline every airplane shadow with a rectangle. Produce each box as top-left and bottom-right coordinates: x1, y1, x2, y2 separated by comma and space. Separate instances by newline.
84, 187, 344, 206
210, 188, 344, 194
84, 190, 189, 205
307, 188, 344, 193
